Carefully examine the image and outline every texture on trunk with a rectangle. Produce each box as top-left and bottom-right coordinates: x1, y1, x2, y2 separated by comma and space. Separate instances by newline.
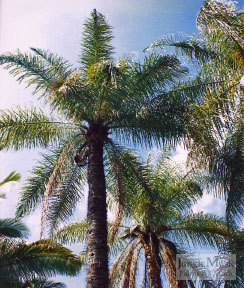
87, 123, 108, 288
142, 232, 162, 288
162, 239, 188, 288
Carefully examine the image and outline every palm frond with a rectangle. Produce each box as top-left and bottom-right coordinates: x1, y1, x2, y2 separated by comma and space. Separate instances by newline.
120, 242, 139, 288
0, 171, 21, 187
80, 9, 113, 69
0, 219, 29, 238
0, 239, 81, 284
146, 34, 217, 64
169, 212, 228, 249
17, 278, 66, 288
15, 135, 78, 218
0, 108, 76, 150
0, 50, 72, 96
40, 139, 80, 238
46, 162, 86, 235
52, 220, 87, 245
30, 47, 73, 80
132, 53, 188, 96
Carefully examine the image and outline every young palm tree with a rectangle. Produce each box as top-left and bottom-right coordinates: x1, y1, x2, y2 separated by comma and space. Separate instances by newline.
0, 9, 216, 287
107, 152, 228, 288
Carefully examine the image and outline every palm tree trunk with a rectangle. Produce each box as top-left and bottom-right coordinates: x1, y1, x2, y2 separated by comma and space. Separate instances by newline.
87, 139, 108, 288
142, 233, 162, 288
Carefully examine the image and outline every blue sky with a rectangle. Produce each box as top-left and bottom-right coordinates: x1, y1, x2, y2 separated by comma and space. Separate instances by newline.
0, 0, 235, 286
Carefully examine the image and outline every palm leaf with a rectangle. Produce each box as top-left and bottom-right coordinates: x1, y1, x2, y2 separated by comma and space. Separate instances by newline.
80, 9, 113, 69
0, 108, 76, 150
0, 219, 28, 238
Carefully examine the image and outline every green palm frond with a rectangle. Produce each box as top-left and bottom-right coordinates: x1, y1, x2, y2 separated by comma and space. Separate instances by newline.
0, 108, 76, 150
0, 171, 21, 187
80, 9, 113, 69
0, 171, 21, 198
14, 278, 66, 288
111, 73, 225, 149
30, 47, 73, 79
52, 220, 87, 245
0, 219, 29, 238
169, 212, 228, 249
132, 53, 188, 95
39, 137, 86, 236
46, 164, 86, 235
105, 144, 154, 219
146, 34, 217, 64
0, 50, 72, 96
197, 0, 244, 56
0, 239, 81, 285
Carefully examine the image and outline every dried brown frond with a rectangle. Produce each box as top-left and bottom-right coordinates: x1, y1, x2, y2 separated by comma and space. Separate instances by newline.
121, 242, 138, 288
129, 246, 141, 288
109, 140, 125, 242
109, 241, 131, 285
40, 142, 73, 238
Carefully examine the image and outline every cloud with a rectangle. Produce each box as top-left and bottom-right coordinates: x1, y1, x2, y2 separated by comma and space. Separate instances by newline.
193, 193, 225, 216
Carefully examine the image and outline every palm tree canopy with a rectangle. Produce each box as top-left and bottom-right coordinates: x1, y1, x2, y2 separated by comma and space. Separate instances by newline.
107, 152, 229, 287
0, 10, 205, 236
0, 9, 218, 153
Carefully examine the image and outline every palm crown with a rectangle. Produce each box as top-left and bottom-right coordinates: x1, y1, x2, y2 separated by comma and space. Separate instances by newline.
108, 152, 228, 288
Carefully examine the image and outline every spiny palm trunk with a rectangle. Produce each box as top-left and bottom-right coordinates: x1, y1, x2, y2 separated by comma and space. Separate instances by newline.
142, 233, 162, 288
87, 137, 108, 288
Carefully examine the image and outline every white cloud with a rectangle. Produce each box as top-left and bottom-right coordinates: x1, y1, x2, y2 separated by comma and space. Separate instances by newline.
193, 193, 225, 216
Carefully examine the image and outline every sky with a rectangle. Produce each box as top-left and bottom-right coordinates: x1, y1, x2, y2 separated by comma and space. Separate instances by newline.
0, 0, 233, 286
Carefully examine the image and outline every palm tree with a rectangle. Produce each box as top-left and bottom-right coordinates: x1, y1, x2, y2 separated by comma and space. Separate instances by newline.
51, 151, 228, 288
0, 9, 216, 287
147, 0, 244, 230
107, 152, 229, 288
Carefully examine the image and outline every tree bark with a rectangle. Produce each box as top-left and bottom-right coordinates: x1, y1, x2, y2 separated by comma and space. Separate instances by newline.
142, 233, 162, 288
87, 138, 108, 288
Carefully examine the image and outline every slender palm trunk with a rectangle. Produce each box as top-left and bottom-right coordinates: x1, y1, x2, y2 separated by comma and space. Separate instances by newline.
142, 233, 162, 288
87, 138, 108, 288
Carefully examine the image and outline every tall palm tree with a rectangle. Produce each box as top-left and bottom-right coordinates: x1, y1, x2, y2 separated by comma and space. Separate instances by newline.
0, 9, 216, 287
